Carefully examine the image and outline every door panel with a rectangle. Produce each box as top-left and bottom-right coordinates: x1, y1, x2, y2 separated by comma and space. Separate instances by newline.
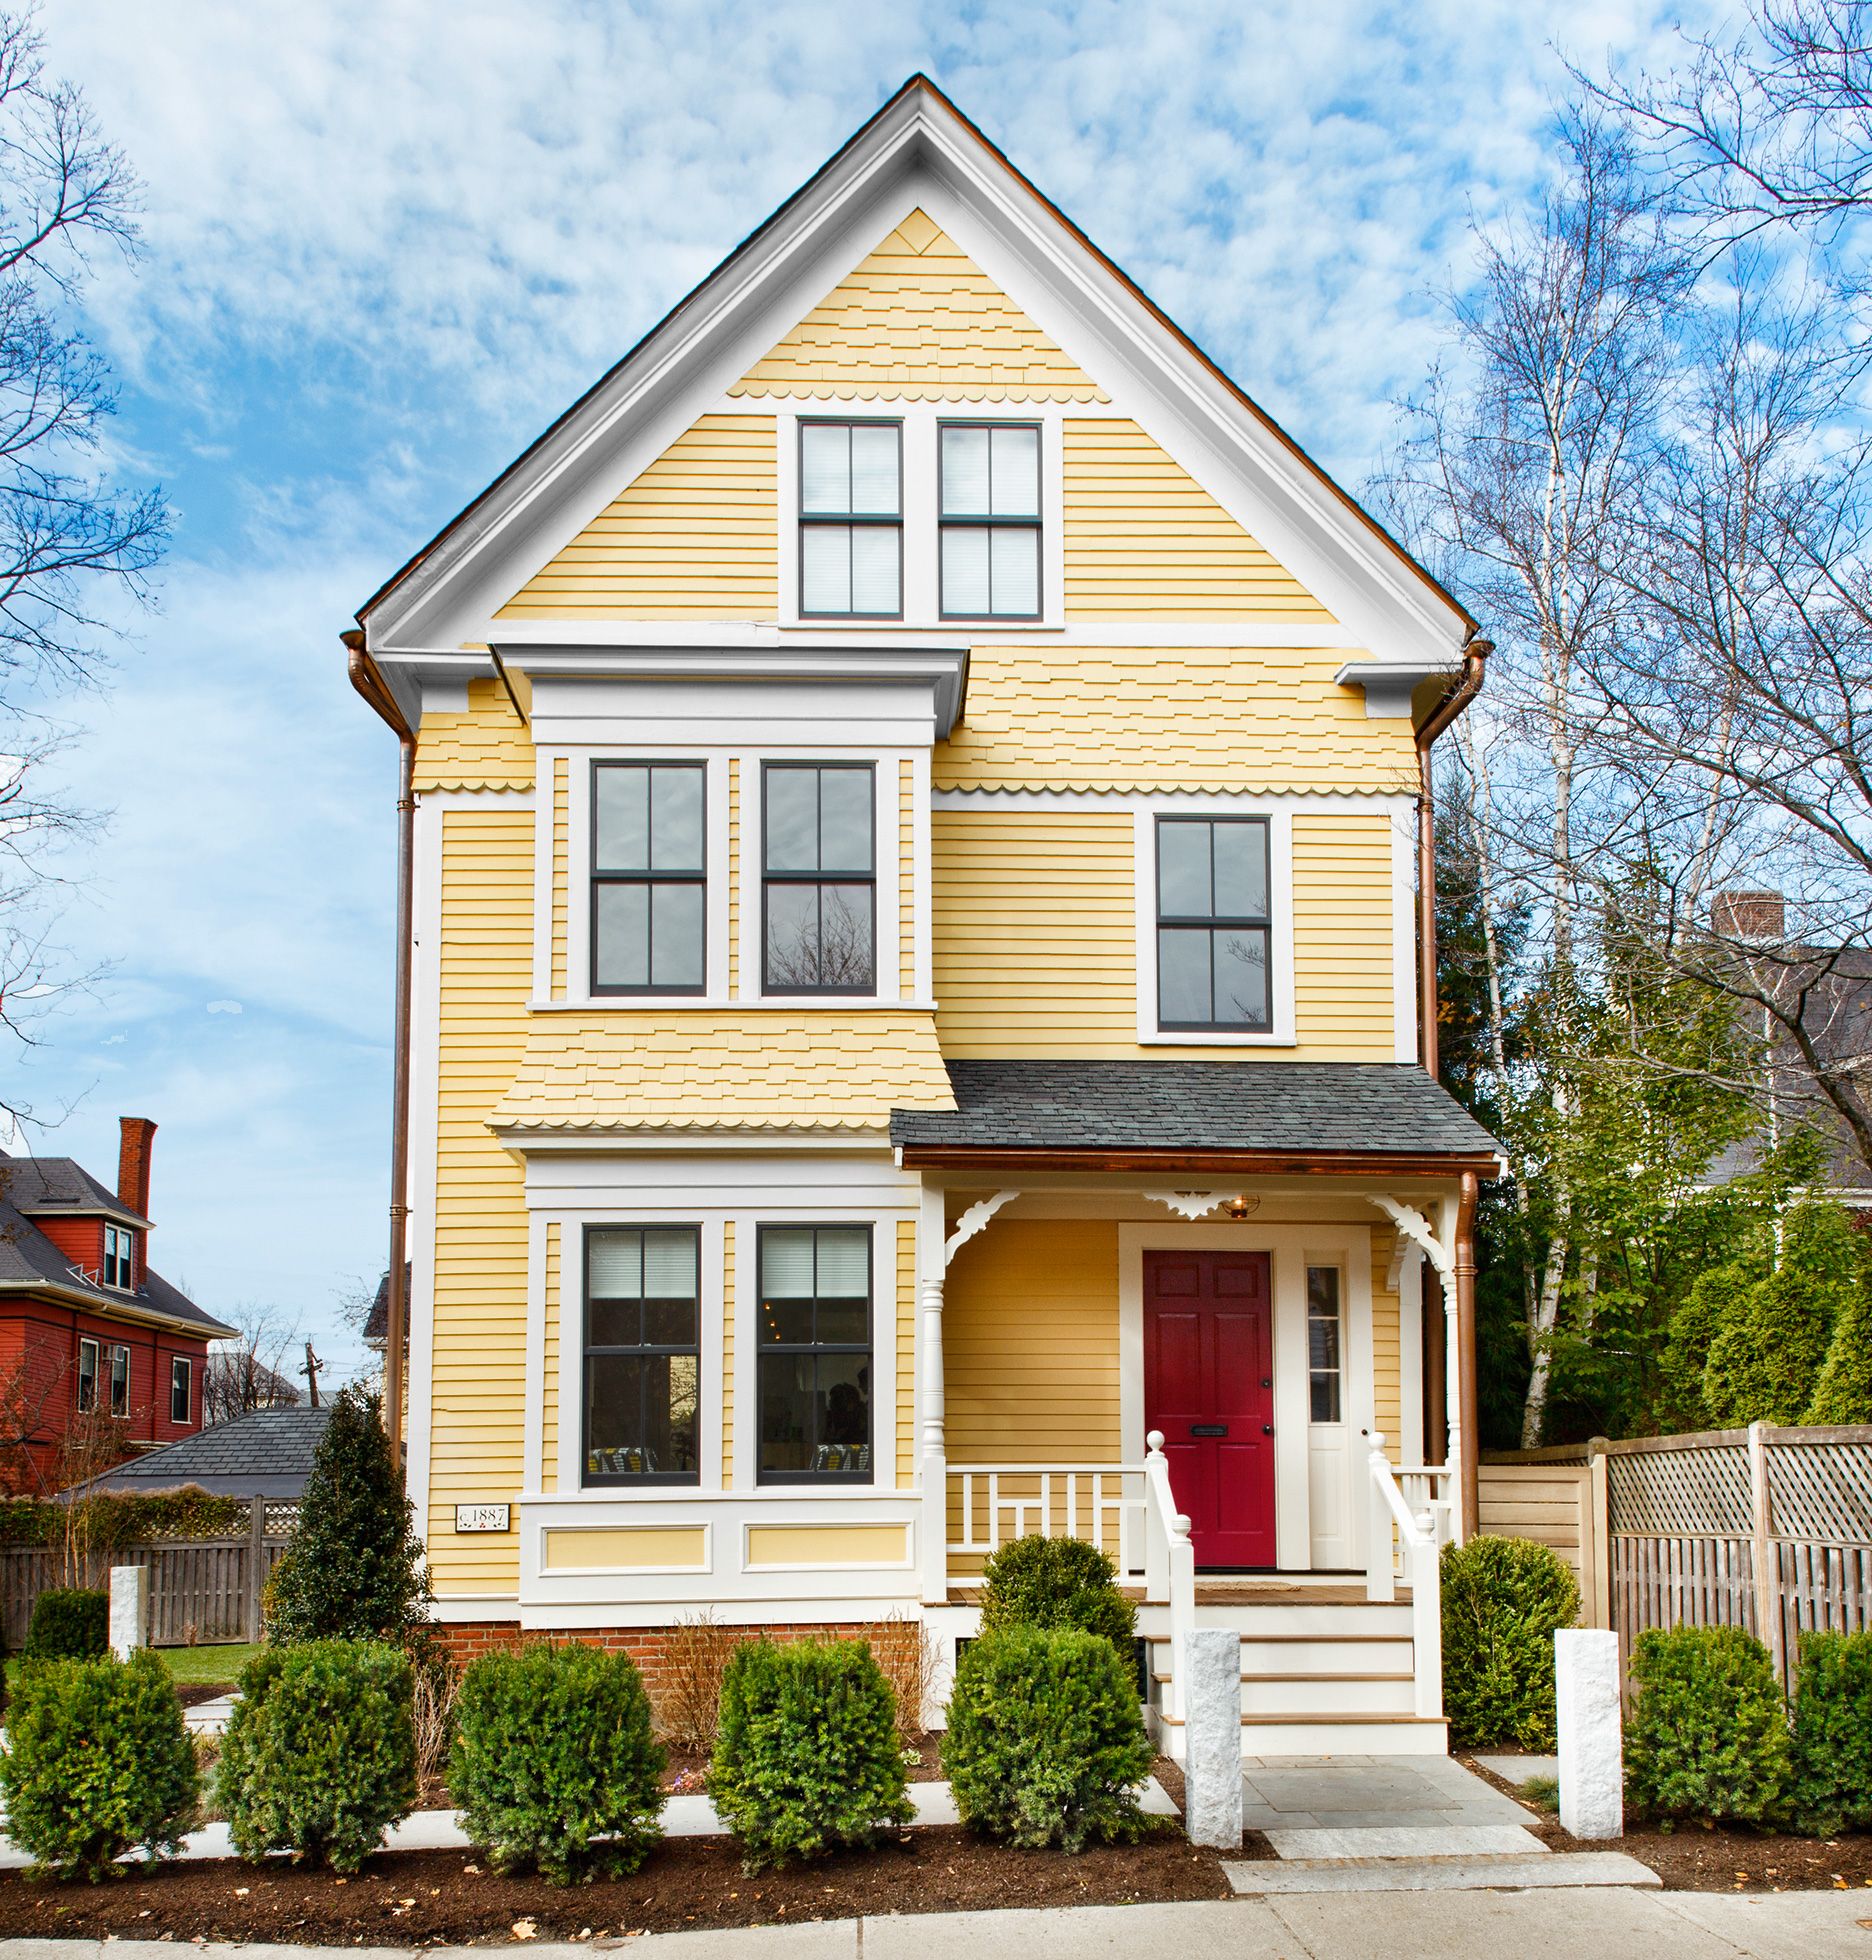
1144, 1250, 1276, 1569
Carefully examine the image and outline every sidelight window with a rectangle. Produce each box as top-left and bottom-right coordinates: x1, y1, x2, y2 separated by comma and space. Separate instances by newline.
1307, 1266, 1343, 1423
583, 1226, 701, 1484
756, 1225, 872, 1482
1155, 815, 1272, 1031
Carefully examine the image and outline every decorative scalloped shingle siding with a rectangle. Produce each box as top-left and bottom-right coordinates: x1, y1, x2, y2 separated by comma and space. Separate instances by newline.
498, 414, 778, 619
488, 1009, 954, 1134
415, 677, 534, 792
729, 208, 1105, 402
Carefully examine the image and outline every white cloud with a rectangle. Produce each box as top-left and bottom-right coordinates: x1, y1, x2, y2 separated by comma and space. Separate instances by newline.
205, 1000, 243, 1015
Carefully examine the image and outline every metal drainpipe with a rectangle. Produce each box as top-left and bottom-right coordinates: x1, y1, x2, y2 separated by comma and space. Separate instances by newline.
343, 629, 415, 1470
1414, 634, 1491, 1078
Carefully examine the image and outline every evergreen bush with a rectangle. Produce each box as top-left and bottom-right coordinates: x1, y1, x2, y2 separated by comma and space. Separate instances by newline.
0, 1649, 198, 1880
942, 1625, 1153, 1850
1787, 1631, 1872, 1836
978, 1533, 1137, 1669
1439, 1536, 1579, 1750
708, 1637, 911, 1870
266, 1387, 428, 1642
1624, 1625, 1790, 1826
25, 1585, 109, 1660
1704, 1204, 1860, 1426
219, 1638, 417, 1871
1806, 1271, 1872, 1424
450, 1642, 666, 1883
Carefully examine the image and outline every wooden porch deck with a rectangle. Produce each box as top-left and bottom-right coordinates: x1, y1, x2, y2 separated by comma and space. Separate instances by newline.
946, 1576, 1402, 1607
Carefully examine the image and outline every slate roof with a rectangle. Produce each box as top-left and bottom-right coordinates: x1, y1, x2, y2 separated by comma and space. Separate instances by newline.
4, 1154, 149, 1226
78, 1405, 332, 1498
890, 1060, 1503, 1161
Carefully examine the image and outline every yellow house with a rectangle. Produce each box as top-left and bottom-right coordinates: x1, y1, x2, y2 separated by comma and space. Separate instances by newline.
345, 78, 1500, 1757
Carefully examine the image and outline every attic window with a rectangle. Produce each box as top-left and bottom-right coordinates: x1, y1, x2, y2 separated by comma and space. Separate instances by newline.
798, 421, 901, 618
103, 1223, 134, 1290
939, 422, 1041, 618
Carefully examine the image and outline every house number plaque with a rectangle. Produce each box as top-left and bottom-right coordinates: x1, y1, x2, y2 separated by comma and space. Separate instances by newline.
454, 1503, 511, 1533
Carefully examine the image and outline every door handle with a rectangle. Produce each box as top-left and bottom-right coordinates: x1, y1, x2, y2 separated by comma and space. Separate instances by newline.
1262, 1423, 1274, 1435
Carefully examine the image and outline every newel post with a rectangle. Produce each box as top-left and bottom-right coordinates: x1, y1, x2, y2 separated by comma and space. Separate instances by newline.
1365, 1432, 1395, 1604
919, 1275, 948, 1605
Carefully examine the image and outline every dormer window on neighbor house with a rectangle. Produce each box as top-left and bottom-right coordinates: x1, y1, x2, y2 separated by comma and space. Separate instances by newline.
102, 1222, 134, 1290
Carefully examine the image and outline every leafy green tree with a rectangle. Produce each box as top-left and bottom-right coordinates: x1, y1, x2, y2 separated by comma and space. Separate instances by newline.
1806, 1265, 1872, 1424
267, 1388, 428, 1643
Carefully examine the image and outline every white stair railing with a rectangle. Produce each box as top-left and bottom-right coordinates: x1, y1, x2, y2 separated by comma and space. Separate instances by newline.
1143, 1430, 1195, 1721
1366, 1432, 1444, 1721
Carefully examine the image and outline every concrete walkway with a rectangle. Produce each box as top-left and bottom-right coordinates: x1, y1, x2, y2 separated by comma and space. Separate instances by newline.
8, 1891, 1872, 1956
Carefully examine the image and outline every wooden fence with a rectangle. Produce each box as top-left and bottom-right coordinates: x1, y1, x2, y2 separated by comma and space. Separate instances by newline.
1482, 1425, 1872, 1692
0, 1497, 299, 1650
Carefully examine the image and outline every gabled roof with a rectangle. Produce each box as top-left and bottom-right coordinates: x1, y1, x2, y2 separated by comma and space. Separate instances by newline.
356, 76, 1474, 675
74, 1404, 331, 1499
5, 1154, 149, 1229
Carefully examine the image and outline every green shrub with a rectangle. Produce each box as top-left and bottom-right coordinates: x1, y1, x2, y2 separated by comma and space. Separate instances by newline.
1439, 1536, 1579, 1750
0, 1649, 198, 1880
219, 1638, 417, 1871
1705, 1203, 1861, 1426
450, 1643, 666, 1883
942, 1625, 1153, 1850
708, 1637, 911, 1870
978, 1534, 1137, 1668
1787, 1631, 1872, 1836
267, 1388, 429, 1642
1625, 1625, 1790, 1826
1807, 1271, 1872, 1423
25, 1586, 109, 1660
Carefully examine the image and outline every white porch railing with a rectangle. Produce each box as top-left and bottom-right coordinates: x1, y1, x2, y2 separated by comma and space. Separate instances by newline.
1366, 1433, 1447, 1720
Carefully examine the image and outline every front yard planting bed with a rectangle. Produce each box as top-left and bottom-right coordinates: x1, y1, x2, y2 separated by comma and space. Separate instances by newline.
0, 1828, 1232, 1944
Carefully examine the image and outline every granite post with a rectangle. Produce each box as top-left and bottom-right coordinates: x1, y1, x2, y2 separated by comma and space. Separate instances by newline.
1179, 1627, 1243, 1849
1556, 1626, 1622, 1839
108, 1562, 147, 1660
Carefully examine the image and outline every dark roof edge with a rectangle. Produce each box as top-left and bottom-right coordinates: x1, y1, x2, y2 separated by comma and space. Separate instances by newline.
895, 1144, 1503, 1177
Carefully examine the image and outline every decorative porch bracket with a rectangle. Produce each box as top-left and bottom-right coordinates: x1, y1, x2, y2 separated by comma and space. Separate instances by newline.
944, 1188, 1021, 1267
1368, 1195, 1466, 1546
1368, 1195, 1455, 1288
1140, 1189, 1248, 1221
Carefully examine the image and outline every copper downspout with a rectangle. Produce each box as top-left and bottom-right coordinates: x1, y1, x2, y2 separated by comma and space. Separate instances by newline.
343, 629, 414, 1470
1454, 1169, 1481, 1537
1415, 634, 1491, 1077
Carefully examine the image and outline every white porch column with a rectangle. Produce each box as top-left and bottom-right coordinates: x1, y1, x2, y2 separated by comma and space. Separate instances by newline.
1445, 1284, 1464, 1546
919, 1273, 948, 1604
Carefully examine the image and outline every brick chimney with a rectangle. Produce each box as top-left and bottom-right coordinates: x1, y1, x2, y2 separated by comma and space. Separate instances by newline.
1711, 889, 1786, 942
117, 1116, 156, 1219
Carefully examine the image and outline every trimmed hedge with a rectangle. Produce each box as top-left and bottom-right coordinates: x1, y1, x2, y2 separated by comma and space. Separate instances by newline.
1624, 1625, 1790, 1826
0, 1488, 248, 1548
26, 1586, 110, 1660
1440, 1536, 1579, 1750
219, 1639, 417, 1871
0, 1649, 198, 1880
708, 1638, 911, 1870
942, 1625, 1153, 1850
978, 1534, 1137, 1669
1788, 1630, 1872, 1836
450, 1643, 666, 1883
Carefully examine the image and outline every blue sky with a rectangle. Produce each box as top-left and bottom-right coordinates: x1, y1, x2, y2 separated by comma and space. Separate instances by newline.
16, 0, 1715, 1382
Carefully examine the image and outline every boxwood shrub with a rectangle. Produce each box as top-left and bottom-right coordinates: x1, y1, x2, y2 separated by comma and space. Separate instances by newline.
1440, 1536, 1579, 1750
219, 1638, 417, 1871
708, 1637, 911, 1870
942, 1625, 1153, 1851
978, 1534, 1136, 1668
25, 1586, 110, 1660
450, 1642, 666, 1883
1788, 1630, 1872, 1836
0, 1649, 199, 1880
1624, 1625, 1790, 1826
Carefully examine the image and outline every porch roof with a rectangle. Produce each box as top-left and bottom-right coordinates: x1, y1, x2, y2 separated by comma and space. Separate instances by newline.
891, 1060, 1503, 1173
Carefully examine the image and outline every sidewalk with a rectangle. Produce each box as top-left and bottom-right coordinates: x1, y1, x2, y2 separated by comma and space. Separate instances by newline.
7, 1889, 1872, 1956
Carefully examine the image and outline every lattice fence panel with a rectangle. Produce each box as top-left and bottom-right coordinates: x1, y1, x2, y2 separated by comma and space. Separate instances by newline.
1766, 1442, 1872, 1547
1607, 1443, 1752, 1536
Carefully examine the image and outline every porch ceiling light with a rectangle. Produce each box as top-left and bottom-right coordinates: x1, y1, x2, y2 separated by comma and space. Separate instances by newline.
1224, 1194, 1259, 1220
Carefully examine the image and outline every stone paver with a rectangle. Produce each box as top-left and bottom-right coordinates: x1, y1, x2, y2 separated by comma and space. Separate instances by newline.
1473, 1752, 1559, 1783
1261, 1823, 1549, 1860
1229, 1850, 1661, 1894
183, 1692, 238, 1735
1241, 1752, 1537, 1849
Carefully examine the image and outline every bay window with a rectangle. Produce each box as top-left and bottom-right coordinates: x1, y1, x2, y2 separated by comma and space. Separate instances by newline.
762, 762, 875, 993
757, 1225, 872, 1482
592, 761, 706, 994
583, 1226, 701, 1484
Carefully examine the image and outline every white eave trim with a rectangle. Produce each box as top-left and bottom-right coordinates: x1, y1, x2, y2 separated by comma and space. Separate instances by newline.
1334, 660, 1457, 719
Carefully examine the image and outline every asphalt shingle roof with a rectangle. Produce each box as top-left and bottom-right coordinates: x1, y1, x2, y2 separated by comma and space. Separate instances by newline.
82, 1404, 330, 1498
3, 1154, 149, 1225
890, 1060, 1503, 1160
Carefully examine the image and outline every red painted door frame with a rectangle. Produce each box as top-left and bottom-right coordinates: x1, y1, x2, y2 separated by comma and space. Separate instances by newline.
1143, 1249, 1277, 1569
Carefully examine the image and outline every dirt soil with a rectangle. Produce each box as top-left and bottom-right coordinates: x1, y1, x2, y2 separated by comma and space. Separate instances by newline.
0, 1827, 1231, 1945
1461, 1754, 1872, 1893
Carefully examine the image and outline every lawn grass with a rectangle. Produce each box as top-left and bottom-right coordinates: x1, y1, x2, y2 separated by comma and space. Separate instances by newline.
2, 1640, 258, 1691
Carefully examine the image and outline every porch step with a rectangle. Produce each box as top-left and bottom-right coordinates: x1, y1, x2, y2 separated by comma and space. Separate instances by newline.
1157, 1712, 1450, 1756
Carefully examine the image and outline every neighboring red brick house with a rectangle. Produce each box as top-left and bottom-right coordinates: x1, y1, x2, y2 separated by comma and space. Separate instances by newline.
0, 1117, 236, 1490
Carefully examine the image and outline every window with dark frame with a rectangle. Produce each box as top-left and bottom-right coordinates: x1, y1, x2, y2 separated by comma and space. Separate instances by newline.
1155, 815, 1272, 1031
102, 1223, 133, 1289
591, 761, 706, 995
1307, 1266, 1343, 1423
762, 763, 875, 993
799, 420, 902, 617
756, 1225, 872, 1483
171, 1355, 192, 1426
109, 1343, 130, 1418
939, 422, 1041, 618
76, 1337, 98, 1413
582, 1226, 701, 1485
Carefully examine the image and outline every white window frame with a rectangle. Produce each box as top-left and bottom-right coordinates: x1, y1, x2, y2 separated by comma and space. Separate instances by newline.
76, 1335, 99, 1413
1133, 799, 1296, 1046
109, 1343, 131, 1418
102, 1223, 133, 1291
170, 1355, 193, 1427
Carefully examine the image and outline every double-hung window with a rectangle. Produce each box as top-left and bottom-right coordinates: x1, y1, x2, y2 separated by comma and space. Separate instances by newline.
583, 1226, 701, 1484
799, 421, 901, 617
109, 1344, 131, 1418
940, 422, 1041, 618
76, 1336, 98, 1413
103, 1223, 133, 1289
1155, 816, 1272, 1032
762, 763, 875, 993
757, 1225, 872, 1482
1307, 1266, 1343, 1422
592, 761, 706, 994
170, 1356, 192, 1426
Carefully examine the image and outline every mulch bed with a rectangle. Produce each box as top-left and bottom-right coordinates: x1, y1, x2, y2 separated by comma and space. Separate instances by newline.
1461, 1753, 1872, 1893
0, 1827, 1231, 1944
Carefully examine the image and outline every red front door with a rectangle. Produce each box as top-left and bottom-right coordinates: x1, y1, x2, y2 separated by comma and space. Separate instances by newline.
1144, 1250, 1276, 1569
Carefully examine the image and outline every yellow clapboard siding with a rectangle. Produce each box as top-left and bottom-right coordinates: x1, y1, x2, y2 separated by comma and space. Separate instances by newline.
1370, 1230, 1401, 1445
430, 808, 533, 1594
415, 676, 534, 792
931, 808, 1397, 1060
1063, 421, 1332, 620
722, 1220, 736, 1489
934, 648, 1418, 793
897, 1219, 915, 1490
541, 1221, 559, 1493
498, 415, 777, 619
730, 209, 1104, 402
550, 759, 568, 1000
